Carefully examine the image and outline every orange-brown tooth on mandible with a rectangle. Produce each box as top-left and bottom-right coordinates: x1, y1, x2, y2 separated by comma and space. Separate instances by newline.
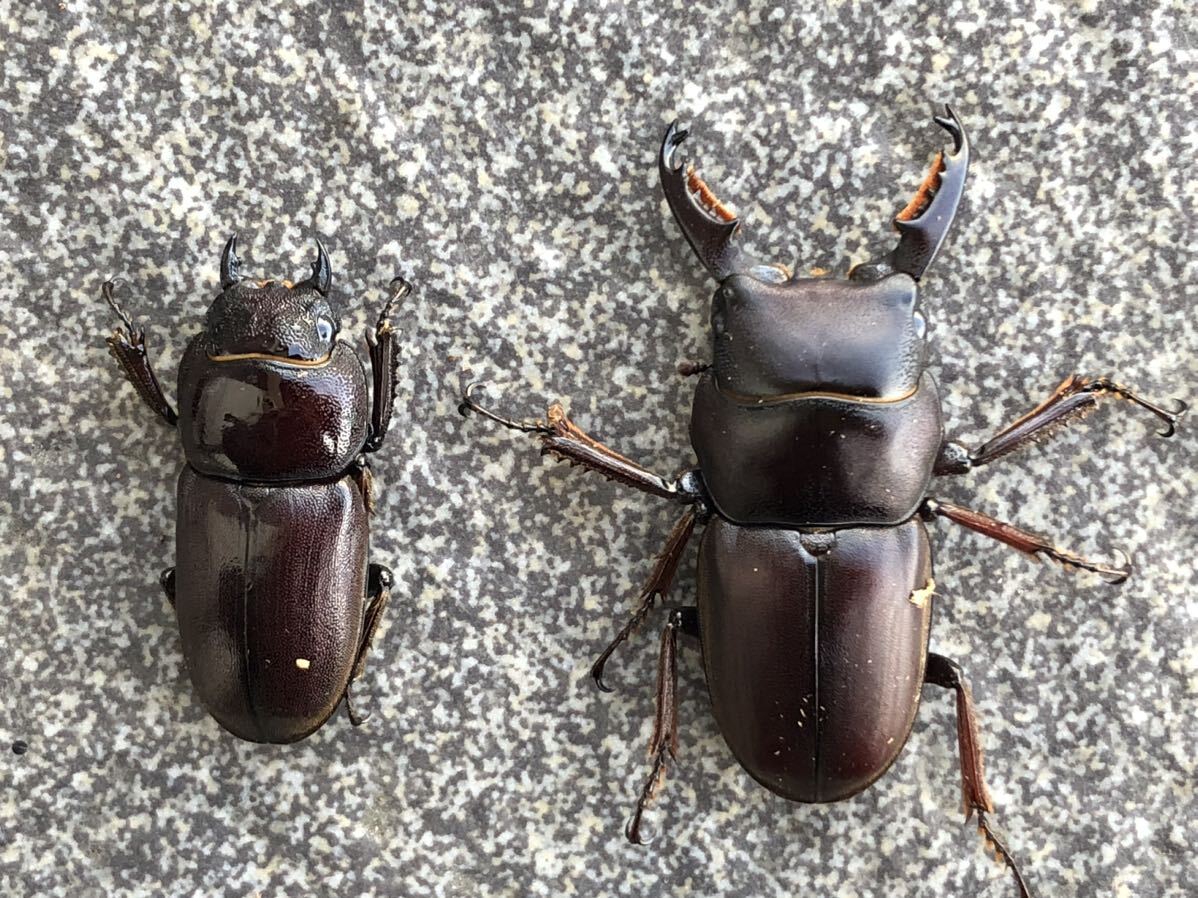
896, 150, 944, 222
687, 165, 738, 222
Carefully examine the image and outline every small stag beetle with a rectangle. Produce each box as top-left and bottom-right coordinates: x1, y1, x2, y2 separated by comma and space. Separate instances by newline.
460, 108, 1184, 895
102, 237, 409, 743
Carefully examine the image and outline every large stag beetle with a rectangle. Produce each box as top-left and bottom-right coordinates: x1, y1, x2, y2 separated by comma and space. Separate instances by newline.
102, 238, 409, 743
460, 108, 1184, 895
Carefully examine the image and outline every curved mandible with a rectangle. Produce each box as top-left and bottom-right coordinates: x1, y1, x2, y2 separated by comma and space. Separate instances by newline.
659, 121, 761, 282
854, 105, 970, 282
219, 233, 242, 289
296, 238, 333, 295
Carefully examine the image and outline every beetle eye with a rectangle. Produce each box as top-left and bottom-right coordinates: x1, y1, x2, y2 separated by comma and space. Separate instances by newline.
316, 317, 334, 342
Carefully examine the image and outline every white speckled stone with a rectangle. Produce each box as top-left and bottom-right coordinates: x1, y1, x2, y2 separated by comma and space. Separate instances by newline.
1, 2, 1194, 896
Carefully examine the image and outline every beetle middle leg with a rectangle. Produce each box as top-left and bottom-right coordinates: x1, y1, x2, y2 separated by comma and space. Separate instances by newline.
626, 607, 697, 845
343, 562, 393, 727
590, 507, 699, 692
925, 652, 1032, 898
100, 280, 178, 427
935, 374, 1185, 474
921, 497, 1132, 583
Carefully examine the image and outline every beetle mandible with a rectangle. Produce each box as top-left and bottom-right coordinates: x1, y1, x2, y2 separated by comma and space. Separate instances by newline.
102, 237, 409, 743
460, 108, 1185, 895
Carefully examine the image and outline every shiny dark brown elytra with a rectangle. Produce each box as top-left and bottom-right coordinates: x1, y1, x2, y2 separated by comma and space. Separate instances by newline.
102, 238, 410, 743
460, 108, 1185, 896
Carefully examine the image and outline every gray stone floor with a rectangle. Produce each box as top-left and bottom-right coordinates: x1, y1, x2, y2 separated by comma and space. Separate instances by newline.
1, 2, 1195, 896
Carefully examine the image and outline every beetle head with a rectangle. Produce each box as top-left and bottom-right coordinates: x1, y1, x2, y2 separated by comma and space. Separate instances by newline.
709, 272, 927, 400
205, 235, 341, 364
661, 111, 968, 400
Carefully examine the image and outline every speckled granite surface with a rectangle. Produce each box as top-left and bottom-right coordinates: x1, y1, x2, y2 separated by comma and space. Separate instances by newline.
1, 2, 1195, 896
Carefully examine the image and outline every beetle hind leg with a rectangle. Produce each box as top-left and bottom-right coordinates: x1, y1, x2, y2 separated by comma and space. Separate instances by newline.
343, 563, 393, 727
926, 653, 1033, 898
625, 607, 696, 845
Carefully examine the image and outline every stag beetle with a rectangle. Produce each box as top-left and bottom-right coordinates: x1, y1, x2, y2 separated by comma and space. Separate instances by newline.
460, 108, 1184, 896
102, 237, 409, 743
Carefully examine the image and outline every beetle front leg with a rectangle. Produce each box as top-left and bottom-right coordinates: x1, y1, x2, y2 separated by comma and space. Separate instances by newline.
343, 563, 393, 727
101, 280, 178, 427
921, 498, 1131, 583
459, 383, 705, 504
925, 653, 1032, 898
935, 374, 1184, 474
363, 278, 411, 454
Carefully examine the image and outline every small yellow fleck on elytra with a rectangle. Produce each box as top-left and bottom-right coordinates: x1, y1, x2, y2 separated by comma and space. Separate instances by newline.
295, 658, 310, 670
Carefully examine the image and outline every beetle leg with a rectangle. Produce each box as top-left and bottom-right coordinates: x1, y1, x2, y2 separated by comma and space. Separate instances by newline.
459, 383, 705, 504
363, 277, 411, 453
625, 608, 686, 846
101, 280, 178, 427
937, 375, 1185, 475
921, 498, 1132, 584
591, 507, 698, 692
343, 563, 393, 727
159, 567, 175, 607
925, 653, 1032, 898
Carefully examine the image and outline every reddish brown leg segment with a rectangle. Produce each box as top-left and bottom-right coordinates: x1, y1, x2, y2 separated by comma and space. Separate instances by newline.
590, 508, 698, 692
926, 653, 1032, 898
937, 374, 1184, 474
459, 383, 701, 503
626, 609, 683, 845
364, 277, 411, 453
921, 498, 1131, 584
102, 280, 178, 427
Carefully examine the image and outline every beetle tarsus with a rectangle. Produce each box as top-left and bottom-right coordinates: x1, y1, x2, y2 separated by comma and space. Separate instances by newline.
462, 384, 702, 502
976, 810, 1034, 898
341, 562, 394, 728
458, 382, 553, 434
927, 654, 1033, 898
344, 682, 370, 726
